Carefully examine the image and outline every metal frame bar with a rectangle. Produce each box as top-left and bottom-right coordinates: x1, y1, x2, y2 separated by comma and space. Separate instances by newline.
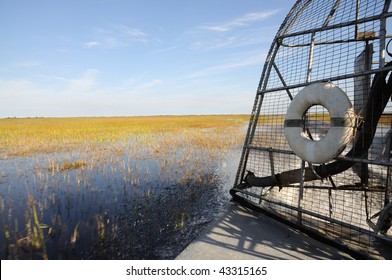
380, 0, 392, 67
245, 145, 392, 167
257, 65, 392, 95
234, 183, 386, 193
279, 11, 392, 41
282, 0, 313, 37
233, 0, 392, 259
279, 36, 390, 48
306, 32, 316, 82
272, 62, 293, 100
232, 188, 389, 241
323, 0, 342, 28
355, 0, 361, 38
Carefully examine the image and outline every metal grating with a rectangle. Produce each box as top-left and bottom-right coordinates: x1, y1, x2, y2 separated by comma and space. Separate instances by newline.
231, 0, 392, 259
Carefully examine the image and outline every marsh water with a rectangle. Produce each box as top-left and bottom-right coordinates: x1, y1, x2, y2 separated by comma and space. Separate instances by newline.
0, 131, 242, 259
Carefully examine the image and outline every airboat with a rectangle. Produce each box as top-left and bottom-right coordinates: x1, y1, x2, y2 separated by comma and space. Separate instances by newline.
231, 0, 392, 259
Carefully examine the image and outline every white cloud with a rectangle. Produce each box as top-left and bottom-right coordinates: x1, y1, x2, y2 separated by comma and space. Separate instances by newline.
0, 79, 57, 117
0, 70, 104, 117
38, 69, 99, 92
15, 60, 42, 68
201, 10, 280, 32
150, 44, 183, 54
0, 79, 35, 94
85, 24, 148, 49
69, 69, 98, 91
183, 52, 265, 79
0, 73, 252, 117
84, 41, 100, 48
116, 24, 146, 38
188, 26, 276, 51
188, 10, 280, 51
138, 79, 163, 90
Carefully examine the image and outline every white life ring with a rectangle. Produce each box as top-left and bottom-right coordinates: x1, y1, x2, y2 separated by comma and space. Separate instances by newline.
284, 82, 355, 164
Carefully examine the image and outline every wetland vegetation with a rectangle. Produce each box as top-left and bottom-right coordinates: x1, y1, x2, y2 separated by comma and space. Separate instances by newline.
0, 115, 248, 259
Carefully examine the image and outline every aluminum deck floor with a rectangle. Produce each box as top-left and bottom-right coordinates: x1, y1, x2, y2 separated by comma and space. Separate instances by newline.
176, 201, 354, 260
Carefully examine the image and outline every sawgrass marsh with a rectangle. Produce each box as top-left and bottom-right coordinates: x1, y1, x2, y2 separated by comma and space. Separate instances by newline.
0, 115, 248, 259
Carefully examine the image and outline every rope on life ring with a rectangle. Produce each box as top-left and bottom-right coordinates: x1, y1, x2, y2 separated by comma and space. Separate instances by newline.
284, 82, 356, 164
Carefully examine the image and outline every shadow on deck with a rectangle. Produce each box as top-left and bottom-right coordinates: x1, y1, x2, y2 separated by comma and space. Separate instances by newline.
176, 201, 353, 260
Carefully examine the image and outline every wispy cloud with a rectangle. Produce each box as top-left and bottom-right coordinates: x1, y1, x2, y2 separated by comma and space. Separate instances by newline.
189, 27, 275, 51
116, 24, 146, 37
44, 69, 99, 92
69, 69, 98, 91
84, 24, 148, 48
150, 44, 183, 55
84, 41, 100, 48
0, 73, 249, 117
200, 10, 280, 32
187, 10, 281, 51
15, 60, 42, 68
138, 79, 163, 90
183, 52, 265, 79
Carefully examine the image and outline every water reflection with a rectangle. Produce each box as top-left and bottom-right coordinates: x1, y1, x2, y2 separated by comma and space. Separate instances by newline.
0, 134, 241, 259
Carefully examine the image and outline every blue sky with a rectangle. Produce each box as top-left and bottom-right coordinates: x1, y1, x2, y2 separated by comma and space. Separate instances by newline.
0, 0, 293, 117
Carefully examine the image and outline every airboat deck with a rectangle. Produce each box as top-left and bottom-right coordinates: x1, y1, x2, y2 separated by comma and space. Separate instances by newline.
176, 201, 353, 260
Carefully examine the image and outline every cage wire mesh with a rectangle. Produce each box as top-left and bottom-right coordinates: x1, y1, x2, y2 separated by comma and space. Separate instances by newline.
231, 0, 392, 259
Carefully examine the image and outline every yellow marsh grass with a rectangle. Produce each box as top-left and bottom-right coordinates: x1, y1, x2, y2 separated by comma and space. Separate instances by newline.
0, 115, 249, 157
1, 115, 249, 259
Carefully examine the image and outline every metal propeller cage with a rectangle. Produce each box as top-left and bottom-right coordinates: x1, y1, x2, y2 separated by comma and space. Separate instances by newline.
231, 0, 392, 259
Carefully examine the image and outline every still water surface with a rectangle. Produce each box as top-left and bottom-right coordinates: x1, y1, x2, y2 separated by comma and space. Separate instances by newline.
0, 135, 240, 259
